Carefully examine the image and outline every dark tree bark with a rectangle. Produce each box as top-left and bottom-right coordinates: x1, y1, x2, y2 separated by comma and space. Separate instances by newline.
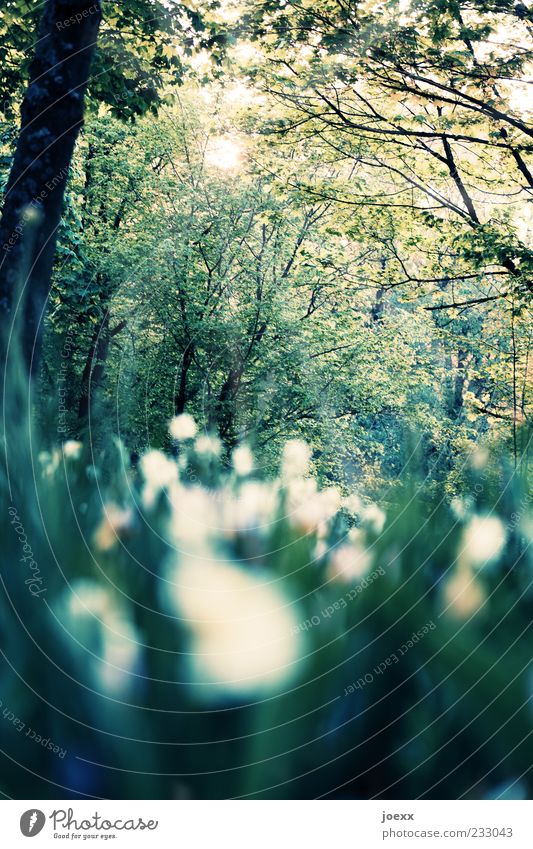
77, 313, 127, 421
0, 0, 102, 373
446, 349, 467, 420
77, 312, 109, 421
174, 344, 194, 416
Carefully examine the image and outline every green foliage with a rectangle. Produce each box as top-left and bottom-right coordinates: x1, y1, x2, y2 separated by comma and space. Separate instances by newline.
33, 79, 528, 493
0, 0, 210, 121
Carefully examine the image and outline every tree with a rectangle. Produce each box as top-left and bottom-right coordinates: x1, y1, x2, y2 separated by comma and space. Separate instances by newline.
0, 0, 103, 373
41, 93, 458, 491
0, 0, 210, 373
235, 0, 532, 453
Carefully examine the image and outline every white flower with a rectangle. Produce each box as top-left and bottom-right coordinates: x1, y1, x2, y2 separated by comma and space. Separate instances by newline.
67, 580, 112, 619
169, 413, 197, 441
450, 496, 470, 521
342, 493, 362, 516
167, 556, 303, 698
93, 503, 133, 552
287, 476, 317, 505
232, 444, 254, 476
222, 481, 278, 533
443, 567, 486, 618
286, 477, 316, 529
360, 503, 386, 535
38, 449, 61, 478
328, 542, 372, 583
62, 440, 82, 459
319, 487, 342, 521
168, 482, 219, 546
281, 439, 312, 479
288, 482, 341, 534
469, 446, 489, 470
461, 514, 506, 567
348, 527, 363, 544
195, 434, 222, 457
98, 616, 140, 696
140, 450, 178, 507
140, 450, 178, 487
314, 539, 328, 559
64, 580, 141, 695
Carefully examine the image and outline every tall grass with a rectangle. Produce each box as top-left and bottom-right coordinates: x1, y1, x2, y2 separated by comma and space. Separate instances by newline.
0, 395, 531, 798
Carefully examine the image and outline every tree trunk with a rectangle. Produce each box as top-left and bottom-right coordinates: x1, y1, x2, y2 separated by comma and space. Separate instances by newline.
77, 313, 109, 421
446, 349, 467, 420
0, 0, 102, 373
77, 314, 126, 421
174, 344, 194, 415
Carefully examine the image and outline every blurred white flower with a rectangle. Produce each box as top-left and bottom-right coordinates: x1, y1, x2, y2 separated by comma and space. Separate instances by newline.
319, 488, 342, 520
93, 503, 134, 552
140, 450, 178, 507
461, 514, 506, 567
287, 476, 317, 505
98, 616, 140, 696
328, 542, 372, 583
222, 481, 278, 533
62, 440, 82, 459
289, 483, 341, 534
281, 439, 312, 479
450, 496, 470, 521
64, 580, 141, 695
286, 476, 316, 529
195, 434, 222, 457
232, 444, 254, 476
361, 503, 386, 535
169, 413, 197, 440
469, 446, 489, 470
168, 556, 303, 698
443, 567, 486, 618
38, 449, 61, 477
168, 483, 219, 546
314, 539, 328, 559
140, 450, 178, 486
342, 493, 362, 516
68, 580, 112, 619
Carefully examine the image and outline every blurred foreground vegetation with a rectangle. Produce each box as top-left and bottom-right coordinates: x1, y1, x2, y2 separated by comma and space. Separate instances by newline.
0, 414, 531, 799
